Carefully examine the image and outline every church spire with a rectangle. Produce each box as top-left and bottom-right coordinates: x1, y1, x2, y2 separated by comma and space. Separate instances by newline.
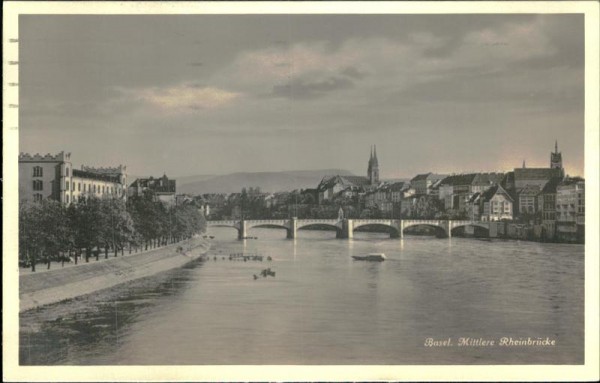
555, 140, 558, 154
522, 159, 526, 168
368, 144, 379, 185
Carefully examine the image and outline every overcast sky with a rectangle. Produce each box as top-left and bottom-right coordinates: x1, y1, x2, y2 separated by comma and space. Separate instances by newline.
19, 14, 584, 178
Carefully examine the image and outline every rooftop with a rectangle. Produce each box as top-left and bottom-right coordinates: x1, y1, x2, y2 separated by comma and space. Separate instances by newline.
480, 184, 513, 202
514, 167, 561, 181
411, 173, 447, 182
73, 169, 121, 183
19, 151, 71, 162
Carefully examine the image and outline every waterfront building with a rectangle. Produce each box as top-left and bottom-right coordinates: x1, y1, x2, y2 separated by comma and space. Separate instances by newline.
471, 173, 505, 193
128, 174, 176, 205
410, 173, 446, 196
318, 176, 369, 203
400, 196, 417, 217
72, 166, 127, 203
467, 184, 513, 222
538, 177, 562, 240
317, 145, 381, 204
513, 142, 564, 190
502, 171, 515, 190
387, 182, 407, 203
438, 174, 477, 210
436, 173, 503, 212
364, 186, 388, 209
555, 177, 585, 243
514, 167, 562, 190
19, 151, 127, 204
516, 185, 542, 216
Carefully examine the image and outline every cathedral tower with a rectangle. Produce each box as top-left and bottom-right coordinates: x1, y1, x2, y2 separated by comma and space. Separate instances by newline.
550, 140, 564, 177
368, 145, 380, 185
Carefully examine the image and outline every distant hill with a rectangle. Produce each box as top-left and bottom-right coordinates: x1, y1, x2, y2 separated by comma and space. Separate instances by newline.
176, 174, 216, 185
177, 169, 354, 194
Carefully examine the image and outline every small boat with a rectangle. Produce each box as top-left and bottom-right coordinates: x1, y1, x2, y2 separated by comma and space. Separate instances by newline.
352, 253, 386, 262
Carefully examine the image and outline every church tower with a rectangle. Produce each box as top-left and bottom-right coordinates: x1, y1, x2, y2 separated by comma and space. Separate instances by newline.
550, 140, 564, 177
368, 145, 380, 185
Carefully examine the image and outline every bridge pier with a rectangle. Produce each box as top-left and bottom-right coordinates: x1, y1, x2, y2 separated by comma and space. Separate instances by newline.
391, 220, 402, 238
444, 220, 452, 239
337, 219, 353, 239
237, 220, 247, 240
287, 217, 297, 239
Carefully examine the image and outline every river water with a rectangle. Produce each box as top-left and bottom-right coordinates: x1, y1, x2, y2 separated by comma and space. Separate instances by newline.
20, 227, 584, 365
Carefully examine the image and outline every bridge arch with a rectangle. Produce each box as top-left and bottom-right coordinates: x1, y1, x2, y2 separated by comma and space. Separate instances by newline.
207, 223, 240, 233
402, 222, 448, 238
297, 223, 339, 231
296, 223, 341, 238
353, 222, 401, 238
246, 223, 291, 238
450, 223, 490, 237
247, 223, 289, 231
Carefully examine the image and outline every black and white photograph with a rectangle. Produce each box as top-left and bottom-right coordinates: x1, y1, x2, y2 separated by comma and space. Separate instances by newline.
3, 1, 599, 381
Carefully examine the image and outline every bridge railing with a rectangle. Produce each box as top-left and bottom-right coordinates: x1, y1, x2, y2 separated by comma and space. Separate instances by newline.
208, 220, 236, 226
207, 219, 487, 226
246, 220, 287, 225
297, 219, 339, 224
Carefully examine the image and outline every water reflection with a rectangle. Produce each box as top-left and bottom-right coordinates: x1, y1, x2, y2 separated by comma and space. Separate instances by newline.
20, 229, 584, 365
20, 260, 204, 365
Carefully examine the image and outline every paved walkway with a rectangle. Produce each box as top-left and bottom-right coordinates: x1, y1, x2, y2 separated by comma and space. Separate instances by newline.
19, 241, 189, 276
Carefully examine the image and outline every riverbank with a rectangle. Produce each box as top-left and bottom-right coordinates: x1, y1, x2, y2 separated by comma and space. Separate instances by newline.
19, 236, 210, 313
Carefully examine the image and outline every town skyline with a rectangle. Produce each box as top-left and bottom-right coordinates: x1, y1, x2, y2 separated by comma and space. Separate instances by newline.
19, 139, 581, 181
19, 14, 584, 178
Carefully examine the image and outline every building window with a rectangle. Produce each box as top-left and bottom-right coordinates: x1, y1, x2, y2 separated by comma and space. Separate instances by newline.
93, 184, 96, 193
33, 180, 43, 191
33, 193, 43, 202
66, 167, 69, 177
33, 166, 43, 177
78, 183, 81, 192
66, 180, 70, 190
72, 182, 75, 191
66, 195, 69, 203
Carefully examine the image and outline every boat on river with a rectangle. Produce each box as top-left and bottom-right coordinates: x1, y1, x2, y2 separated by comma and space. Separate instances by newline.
352, 253, 386, 262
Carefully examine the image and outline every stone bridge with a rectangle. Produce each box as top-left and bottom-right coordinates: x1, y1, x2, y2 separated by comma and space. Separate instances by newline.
207, 219, 491, 239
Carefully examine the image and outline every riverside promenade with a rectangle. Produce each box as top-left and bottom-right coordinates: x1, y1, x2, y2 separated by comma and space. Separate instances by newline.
19, 235, 210, 312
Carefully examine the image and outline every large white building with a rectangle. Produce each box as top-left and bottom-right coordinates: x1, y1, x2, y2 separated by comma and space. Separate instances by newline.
19, 152, 127, 204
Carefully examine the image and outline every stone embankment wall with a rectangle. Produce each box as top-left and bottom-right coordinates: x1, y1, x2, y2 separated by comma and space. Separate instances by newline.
20, 236, 209, 312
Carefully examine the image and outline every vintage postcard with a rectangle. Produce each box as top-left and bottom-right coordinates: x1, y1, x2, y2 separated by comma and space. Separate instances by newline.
3, 1, 599, 381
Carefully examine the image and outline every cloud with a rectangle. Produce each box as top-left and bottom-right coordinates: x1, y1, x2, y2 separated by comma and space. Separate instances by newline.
271, 76, 355, 100
119, 83, 242, 113
215, 19, 561, 101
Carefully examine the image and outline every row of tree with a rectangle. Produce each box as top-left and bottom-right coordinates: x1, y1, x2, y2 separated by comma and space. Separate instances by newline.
19, 192, 206, 271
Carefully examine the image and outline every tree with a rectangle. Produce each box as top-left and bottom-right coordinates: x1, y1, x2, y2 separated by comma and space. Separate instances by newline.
128, 191, 163, 250
70, 196, 104, 262
99, 197, 134, 257
20, 200, 70, 270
